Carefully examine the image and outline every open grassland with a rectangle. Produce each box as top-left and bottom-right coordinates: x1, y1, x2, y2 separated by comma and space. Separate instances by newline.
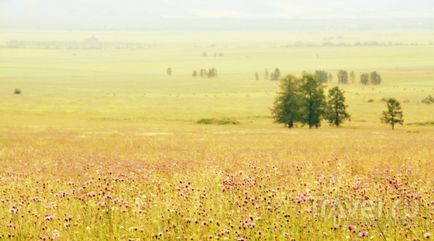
0, 31, 433, 240
1, 31, 434, 128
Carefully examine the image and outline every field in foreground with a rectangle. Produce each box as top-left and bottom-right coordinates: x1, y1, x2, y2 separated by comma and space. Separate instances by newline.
0, 30, 433, 240
0, 128, 433, 240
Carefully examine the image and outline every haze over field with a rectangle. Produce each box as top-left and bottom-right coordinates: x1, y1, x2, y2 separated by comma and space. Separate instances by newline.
1, 0, 434, 30
1, 1, 433, 241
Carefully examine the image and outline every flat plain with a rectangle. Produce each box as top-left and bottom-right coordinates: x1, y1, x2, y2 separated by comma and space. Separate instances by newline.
0, 30, 433, 240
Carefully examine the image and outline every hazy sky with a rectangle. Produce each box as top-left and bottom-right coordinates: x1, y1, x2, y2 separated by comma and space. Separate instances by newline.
1, 0, 434, 30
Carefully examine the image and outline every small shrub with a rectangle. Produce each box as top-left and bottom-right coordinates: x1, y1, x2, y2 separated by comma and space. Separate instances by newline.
197, 118, 240, 125
421, 95, 434, 104
367, 99, 374, 103
14, 88, 22, 95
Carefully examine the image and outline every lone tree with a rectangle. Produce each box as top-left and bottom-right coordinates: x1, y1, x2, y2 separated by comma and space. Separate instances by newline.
314, 70, 328, 83
166, 68, 172, 76
325, 87, 350, 127
192, 70, 197, 77
271, 75, 302, 128
370, 71, 382, 85
255, 72, 260, 80
350, 71, 356, 83
337, 70, 349, 84
270, 68, 281, 81
264, 69, 269, 80
360, 73, 370, 85
381, 98, 404, 130
299, 74, 326, 128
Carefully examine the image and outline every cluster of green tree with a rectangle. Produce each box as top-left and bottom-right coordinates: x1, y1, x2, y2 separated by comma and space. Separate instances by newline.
255, 68, 281, 80
272, 74, 350, 128
360, 71, 382, 85
272, 74, 404, 129
193, 68, 218, 78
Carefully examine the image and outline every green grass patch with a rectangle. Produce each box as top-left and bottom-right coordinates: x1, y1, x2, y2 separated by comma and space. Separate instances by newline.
197, 118, 240, 125
407, 121, 434, 126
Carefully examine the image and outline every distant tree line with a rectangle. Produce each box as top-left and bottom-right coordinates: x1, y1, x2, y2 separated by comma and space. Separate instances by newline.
255, 68, 281, 81
264, 70, 382, 85
360, 71, 382, 85
193, 68, 218, 78
3, 38, 155, 50
279, 41, 428, 48
336, 70, 381, 85
314, 70, 329, 83
202, 52, 224, 57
